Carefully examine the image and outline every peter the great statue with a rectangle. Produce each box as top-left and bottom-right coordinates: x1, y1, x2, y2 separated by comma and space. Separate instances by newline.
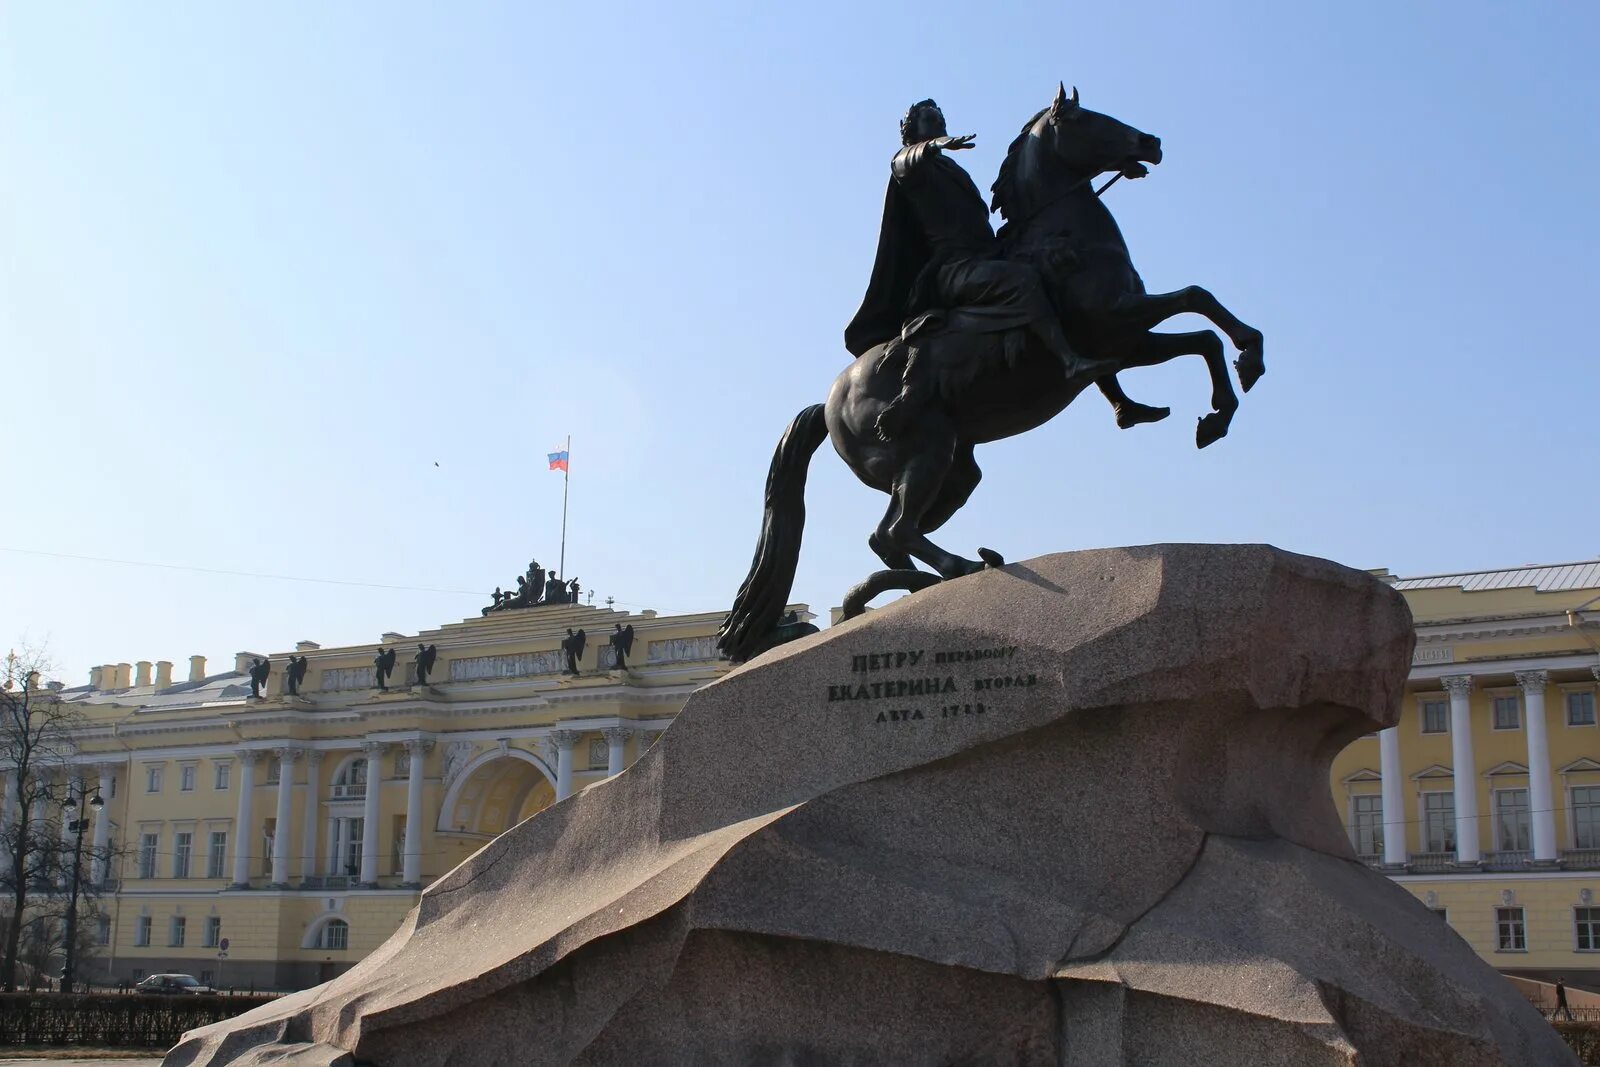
719, 86, 1266, 662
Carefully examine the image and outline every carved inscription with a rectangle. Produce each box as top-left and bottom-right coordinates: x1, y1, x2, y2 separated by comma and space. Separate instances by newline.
830, 645, 1039, 725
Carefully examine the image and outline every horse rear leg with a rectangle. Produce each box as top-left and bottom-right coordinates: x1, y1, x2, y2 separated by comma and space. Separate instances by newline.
919, 444, 982, 535
1122, 330, 1237, 448
882, 426, 984, 579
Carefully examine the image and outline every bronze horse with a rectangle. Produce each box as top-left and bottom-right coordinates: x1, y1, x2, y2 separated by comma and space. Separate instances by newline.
719, 86, 1264, 662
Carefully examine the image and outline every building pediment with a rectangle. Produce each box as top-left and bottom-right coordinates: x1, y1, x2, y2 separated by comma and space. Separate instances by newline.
1410, 763, 1454, 781
1559, 757, 1600, 775
1482, 760, 1529, 778
1341, 768, 1382, 784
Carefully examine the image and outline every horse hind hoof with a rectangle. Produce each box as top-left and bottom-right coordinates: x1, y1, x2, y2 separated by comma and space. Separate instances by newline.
1196, 412, 1231, 449
1235, 343, 1266, 393
977, 547, 1005, 568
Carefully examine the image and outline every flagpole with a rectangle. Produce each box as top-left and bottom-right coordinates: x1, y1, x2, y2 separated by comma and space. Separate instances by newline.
558, 434, 570, 581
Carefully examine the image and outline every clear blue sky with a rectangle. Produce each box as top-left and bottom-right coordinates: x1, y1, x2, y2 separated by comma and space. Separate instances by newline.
3, 2, 1596, 684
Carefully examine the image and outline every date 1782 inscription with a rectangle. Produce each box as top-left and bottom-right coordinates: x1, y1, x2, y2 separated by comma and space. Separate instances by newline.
827, 645, 1039, 725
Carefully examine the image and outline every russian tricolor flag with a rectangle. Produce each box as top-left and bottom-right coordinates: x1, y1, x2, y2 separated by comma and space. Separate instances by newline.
547, 449, 569, 473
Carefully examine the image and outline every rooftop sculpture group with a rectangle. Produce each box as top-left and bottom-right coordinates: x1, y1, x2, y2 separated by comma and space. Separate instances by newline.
483, 559, 582, 615
719, 86, 1265, 662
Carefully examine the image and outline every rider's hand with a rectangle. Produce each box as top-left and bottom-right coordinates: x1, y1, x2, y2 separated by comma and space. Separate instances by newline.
934, 134, 976, 151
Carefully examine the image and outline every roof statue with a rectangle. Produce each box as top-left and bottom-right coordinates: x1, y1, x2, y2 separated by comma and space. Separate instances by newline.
719, 85, 1265, 663
373, 646, 398, 691
609, 623, 635, 670
284, 655, 309, 697
246, 657, 270, 699
414, 644, 438, 687
561, 628, 586, 676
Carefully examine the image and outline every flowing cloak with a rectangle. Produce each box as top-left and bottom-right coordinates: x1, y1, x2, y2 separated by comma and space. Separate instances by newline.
844, 176, 930, 358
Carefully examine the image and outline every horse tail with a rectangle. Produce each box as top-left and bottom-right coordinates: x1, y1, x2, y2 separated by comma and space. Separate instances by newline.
717, 403, 829, 662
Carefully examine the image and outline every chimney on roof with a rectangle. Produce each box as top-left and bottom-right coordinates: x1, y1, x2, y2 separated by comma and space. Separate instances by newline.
188, 655, 207, 682
135, 661, 152, 687
155, 660, 173, 688
234, 652, 265, 674
114, 663, 132, 689
89, 666, 104, 690
295, 641, 320, 652
381, 632, 405, 644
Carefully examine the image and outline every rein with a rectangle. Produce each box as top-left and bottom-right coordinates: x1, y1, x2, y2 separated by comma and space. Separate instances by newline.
1003, 167, 1127, 231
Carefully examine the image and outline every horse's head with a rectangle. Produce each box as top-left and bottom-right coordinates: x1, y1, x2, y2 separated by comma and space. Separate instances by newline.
1034, 83, 1162, 181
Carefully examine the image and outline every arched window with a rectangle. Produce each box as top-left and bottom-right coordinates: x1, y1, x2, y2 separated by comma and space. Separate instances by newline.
317, 918, 348, 950
330, 758, 367, 799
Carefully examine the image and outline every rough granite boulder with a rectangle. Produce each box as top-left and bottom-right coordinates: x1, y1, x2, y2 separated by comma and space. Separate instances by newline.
164, 545, 1577, 1066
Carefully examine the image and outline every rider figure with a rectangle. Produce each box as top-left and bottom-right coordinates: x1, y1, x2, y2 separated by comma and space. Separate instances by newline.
847, 99, 1100, 385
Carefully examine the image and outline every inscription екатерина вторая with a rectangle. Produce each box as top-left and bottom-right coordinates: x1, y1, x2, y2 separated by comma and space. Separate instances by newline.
827, 646, 1039, 723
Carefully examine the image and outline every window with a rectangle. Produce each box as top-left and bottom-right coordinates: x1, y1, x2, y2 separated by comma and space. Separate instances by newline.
138, 833, 158, 879
1575, 788, 1600, 849
1496, 906, 1527, 951
1421, 699, 1449, 734
200, 969, 214, 986
1569, 691, 1597, 727
1492, 695, 1521, 731
214, 762, 231, 790
170, 916, 186, 947
1494, 789, 1531, 851
207, 831, 228, 879
96, 916, 111, 945
172, 832, 193, 878
1431, 908, 1449, 922
392, 815, 406, 875
1578, 907, 1600, 951
1422, 792, 1456, 853
179, 765, 197, 791
145, 765, 163, 793
134, 917, 151, 947
319, 919, 349, 950
332, 759, 367, 799
204, 916, 222, 948
1350, 794, 1383, 856
131, 968, 144, 981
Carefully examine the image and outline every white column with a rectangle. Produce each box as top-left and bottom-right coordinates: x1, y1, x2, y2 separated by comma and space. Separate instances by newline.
1516, 670, 1557, 863
1378, 727, 1406, 866
401, 739, 431, 887
358, 741, 385, 886
1442, 675, 1479, 864
604, 728, 631, 777
231, 751, 260, 887
91, 764, 112, 885
269, 748, 299, 886
300, 750, 324, 884
550, 730, 577, 801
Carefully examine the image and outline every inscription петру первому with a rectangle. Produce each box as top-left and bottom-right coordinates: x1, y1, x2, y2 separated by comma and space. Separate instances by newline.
829, 646, 1039, 724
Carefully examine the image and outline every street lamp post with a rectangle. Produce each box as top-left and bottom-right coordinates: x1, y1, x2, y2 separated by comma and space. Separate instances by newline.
59, 780, 103, 994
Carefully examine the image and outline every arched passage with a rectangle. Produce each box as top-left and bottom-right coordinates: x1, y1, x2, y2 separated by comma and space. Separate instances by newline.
437, 749, 556, 838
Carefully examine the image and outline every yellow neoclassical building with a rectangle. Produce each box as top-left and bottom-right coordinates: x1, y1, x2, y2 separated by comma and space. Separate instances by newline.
1331, 559, 1600, 984
10, 599, 804, 990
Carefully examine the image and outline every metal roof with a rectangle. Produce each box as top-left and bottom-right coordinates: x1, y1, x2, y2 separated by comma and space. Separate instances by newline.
1394, 560, 1600, 594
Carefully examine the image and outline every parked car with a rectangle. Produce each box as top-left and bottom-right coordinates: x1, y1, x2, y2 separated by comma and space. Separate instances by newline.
135, 973, 213, 995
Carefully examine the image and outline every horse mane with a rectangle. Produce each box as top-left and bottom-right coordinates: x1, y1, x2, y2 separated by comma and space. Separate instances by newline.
990, 108, 1048, 221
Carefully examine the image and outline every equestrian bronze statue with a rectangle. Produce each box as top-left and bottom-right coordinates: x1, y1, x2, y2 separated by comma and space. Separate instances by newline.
719, 85, 1265, 663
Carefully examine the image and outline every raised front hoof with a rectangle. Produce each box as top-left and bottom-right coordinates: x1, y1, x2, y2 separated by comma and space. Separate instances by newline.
1196, 411, 1232, 449
977, 547, 1006, 568
1113, 401, 1172, 429
1235, 341, 1266, 392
